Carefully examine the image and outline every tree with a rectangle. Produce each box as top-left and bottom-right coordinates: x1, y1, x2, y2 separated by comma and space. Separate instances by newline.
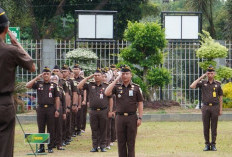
120, 21, 169, 101
147, 67, 172, 100
196, 30, 230, 82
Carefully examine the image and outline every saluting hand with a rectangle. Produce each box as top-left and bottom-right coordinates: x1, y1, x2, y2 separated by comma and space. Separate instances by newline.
36, 74, 43, 80
201, 73, 207, 79
116, 72, 122, 81
87, 74, 94, 80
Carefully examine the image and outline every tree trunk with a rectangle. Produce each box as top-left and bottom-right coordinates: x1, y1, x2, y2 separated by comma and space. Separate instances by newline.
43, 0, 66, 38
143, 66, 151, 101
160, 86, 163, 100
26, 0, 41, 40
208, 0, 216, 38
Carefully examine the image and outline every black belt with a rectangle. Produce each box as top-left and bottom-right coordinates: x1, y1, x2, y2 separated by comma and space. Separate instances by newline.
39, 104, 54, 108
116, 112, 136, 116
0, 92, 12, 97
203, 102, 219, 106
90, 107, 107, 111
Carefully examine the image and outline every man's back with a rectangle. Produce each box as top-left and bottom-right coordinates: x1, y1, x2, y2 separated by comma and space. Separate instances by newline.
0, 38, 33, 101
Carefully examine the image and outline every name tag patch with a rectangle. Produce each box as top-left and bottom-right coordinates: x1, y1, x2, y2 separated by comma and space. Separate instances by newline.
129, 90, 133, 96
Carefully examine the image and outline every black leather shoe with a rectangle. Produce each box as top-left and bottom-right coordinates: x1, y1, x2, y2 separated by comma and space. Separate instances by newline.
57, 146, 65, 150
62, 142, 66, 147
72, 133, 76, 137
48, 149, 53, 153
211, 145, 217, 151
65, 141, 70, 145
100, 147, 107, 152
77, 131, 82, 136
90, 148, 98, 152
203, 145, 210, 151
37, 148, 45, 153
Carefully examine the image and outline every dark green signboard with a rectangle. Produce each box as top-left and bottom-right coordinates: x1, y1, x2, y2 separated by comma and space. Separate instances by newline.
25, 133, 50, 144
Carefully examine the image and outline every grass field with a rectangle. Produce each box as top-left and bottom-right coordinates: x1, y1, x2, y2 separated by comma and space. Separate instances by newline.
14, 121, 232, 157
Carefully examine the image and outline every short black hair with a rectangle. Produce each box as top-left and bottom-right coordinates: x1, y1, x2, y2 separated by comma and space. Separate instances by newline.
0, 21, 9, 34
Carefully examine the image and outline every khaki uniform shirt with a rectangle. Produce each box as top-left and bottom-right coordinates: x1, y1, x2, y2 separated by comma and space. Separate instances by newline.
196, 80, 223, 105
83, 82, 111, 108
0, 39, 33, 105
32, 81, 60, 105
112, 82, 143, 112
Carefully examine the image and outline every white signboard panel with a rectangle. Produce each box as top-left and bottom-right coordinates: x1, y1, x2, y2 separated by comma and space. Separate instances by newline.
78, 15, 95, 38
182, 16, 199, 39
96, 15, 113, 39
165, 16, 181, 39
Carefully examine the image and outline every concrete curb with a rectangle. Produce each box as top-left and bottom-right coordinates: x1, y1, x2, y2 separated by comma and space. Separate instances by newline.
16, 113, 232, 124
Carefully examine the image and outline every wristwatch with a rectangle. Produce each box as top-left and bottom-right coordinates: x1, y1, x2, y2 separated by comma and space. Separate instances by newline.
138, 117, 142, 120
56, 109, 60, 113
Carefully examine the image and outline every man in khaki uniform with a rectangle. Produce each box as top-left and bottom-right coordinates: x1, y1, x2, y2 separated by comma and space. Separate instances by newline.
78, 69, 113, 152
105, 65, 143, 157
26, 67, 60, 153
190, 65, 223, 151
0, 7, 35, 157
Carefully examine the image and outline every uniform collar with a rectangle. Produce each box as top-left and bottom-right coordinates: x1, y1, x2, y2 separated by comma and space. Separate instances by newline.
43, 81, 51, 84
94, 81, 103, 86
121, 81, 132, 87
75, 75, 80, 79
207, 79, 216, 84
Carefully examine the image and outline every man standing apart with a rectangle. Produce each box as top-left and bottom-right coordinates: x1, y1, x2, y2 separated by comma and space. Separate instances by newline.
105, 65, 143, 157
190, 65, 223, 151
0, 7, 35, 157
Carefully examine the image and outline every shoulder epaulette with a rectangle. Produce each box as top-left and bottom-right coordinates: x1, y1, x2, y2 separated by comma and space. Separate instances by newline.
215, 80, 221, 84
132, 83, 140, 87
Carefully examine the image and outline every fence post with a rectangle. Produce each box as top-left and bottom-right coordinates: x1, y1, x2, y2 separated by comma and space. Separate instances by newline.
41, 39, 56, 71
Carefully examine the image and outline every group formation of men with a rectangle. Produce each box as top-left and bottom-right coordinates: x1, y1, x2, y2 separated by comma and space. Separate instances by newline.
0, 6, 224, 157
26, 64, 143, 157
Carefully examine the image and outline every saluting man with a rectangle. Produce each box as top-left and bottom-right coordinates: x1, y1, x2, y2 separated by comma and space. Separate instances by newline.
50, 74, 66, 150
0, 7, 35, 157
105, 65, 143, 157
78, 68, 113, 152
61, 65, 78, 145
26, 67, 60, 153
190, 65, 223, 151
